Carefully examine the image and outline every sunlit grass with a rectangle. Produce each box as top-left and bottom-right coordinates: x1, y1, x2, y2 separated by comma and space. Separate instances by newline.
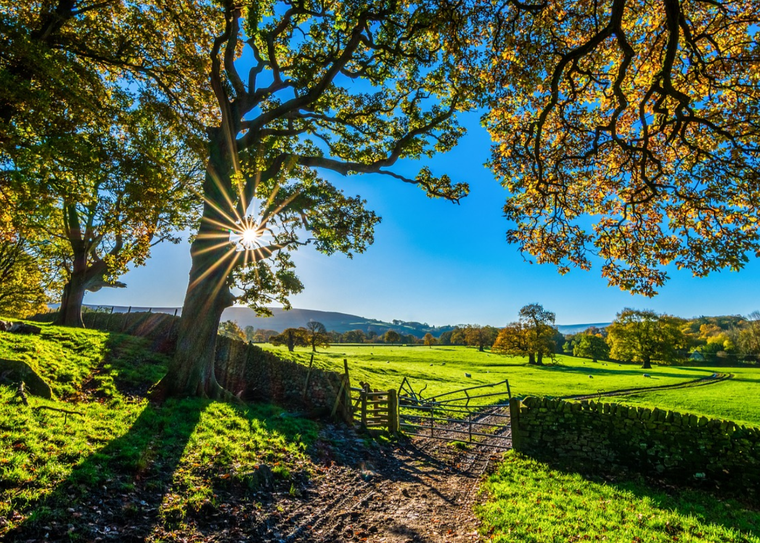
0, 323, 318, 538
478, 452, 760, 543
263, 343, 713, 399
599, 366, 760, 427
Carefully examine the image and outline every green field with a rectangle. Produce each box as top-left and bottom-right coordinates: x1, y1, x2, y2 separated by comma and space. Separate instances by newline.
600, 366, 760, 428
478, 452, 760, 543
263, 344, 760, 425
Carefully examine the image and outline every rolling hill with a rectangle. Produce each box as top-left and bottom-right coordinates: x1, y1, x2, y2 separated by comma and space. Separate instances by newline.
80, 304, 607, 338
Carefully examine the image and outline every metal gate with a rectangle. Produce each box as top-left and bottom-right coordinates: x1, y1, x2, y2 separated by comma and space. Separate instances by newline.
397, 378, 512, 449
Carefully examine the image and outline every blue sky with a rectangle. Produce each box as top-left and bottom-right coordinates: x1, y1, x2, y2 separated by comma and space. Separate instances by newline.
86, 111, 760, 327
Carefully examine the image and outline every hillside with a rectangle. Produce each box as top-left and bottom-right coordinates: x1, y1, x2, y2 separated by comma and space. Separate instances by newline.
80, 304, 606, 338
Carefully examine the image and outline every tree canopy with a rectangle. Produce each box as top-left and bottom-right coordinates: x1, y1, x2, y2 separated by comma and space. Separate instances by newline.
1, 1, 217, 326
493, 304, 557, 364
485, 0, 760, 295
607, 308, 687, 368
160, 0, 482, 398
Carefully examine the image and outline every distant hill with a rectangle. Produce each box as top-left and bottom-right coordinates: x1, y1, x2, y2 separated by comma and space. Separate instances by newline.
221, 307, 457, 337
81, 305, 456, 338
82, 304, 608, 338
555, 323, 611, 335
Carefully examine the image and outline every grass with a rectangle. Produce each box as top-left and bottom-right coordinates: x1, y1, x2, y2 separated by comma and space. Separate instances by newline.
478, 452, 760, 543
262, 344, 752, 418
3, 324, 758, 540
0, 321, 319, 539
597, 366, 760, 427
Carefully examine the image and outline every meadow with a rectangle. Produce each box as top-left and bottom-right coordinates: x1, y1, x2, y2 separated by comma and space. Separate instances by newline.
262, 343, 760, 426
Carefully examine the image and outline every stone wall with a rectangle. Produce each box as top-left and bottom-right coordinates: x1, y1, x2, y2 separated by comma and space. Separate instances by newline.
215, 336, 351, 419
509, 396, 760, 496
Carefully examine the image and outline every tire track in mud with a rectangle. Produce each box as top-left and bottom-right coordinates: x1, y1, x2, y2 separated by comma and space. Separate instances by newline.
261, 408, 512, 543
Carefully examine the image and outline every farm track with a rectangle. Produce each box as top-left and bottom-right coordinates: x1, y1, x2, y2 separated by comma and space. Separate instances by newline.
258, 408, 512, 543
564, 372, 733, 401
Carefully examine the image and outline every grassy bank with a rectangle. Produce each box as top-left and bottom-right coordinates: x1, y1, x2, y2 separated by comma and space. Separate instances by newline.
0, 322, 318, 540
478, 452, 760, 543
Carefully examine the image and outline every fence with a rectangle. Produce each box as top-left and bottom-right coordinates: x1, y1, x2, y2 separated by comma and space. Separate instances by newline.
350, 384, 399, 433
398, 379, 512, 448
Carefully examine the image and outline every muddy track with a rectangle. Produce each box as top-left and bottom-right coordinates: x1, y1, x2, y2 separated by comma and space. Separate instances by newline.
564, 372, 733, 401
256, 408, 512, 543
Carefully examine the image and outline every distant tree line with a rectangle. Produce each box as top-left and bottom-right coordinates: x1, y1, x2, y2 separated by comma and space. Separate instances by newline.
216, 306, 760, 368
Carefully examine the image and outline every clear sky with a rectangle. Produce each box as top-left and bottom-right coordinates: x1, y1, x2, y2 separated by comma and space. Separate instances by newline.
86, 111, 760, 327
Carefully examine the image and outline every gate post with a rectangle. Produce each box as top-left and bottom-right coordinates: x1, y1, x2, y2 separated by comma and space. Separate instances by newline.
388, 388, 399, 434
361, 384, 369, 429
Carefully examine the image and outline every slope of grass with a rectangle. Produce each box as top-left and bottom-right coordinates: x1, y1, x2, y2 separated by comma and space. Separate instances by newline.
599, 366, 760, 427
0, 322, 318, 539
264, 344, 714, 400
478, 452, 760, 543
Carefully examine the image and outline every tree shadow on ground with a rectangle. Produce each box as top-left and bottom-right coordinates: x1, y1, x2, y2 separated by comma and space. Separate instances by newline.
530, 362, 715, 381
7, 399, 206, 542
528, 457, 760, 540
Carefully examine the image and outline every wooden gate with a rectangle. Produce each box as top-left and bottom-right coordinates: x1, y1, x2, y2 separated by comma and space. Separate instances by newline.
350, 383, 399, 433
397, 378, 512, 449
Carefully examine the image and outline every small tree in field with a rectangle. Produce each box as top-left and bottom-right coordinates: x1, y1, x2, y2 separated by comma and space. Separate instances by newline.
573, 334, 610, 363
423, 333, 437, 348
606, 309, 686, 369
493, 304, 557, 364
384, 330, 401, 344
270, 328, 308, 352
463, 325, 498, 352
306, 321, 330, 352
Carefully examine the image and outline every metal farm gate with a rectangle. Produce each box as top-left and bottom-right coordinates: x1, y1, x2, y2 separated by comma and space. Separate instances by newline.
396, 377, 513, 449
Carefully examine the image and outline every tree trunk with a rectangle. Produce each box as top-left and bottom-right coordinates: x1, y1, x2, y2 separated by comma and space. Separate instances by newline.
55, 248, 89, 328
641, 356, 652, 370
537, 352, 544, 365
528, 352, 536, 364
155, 127, 239, 400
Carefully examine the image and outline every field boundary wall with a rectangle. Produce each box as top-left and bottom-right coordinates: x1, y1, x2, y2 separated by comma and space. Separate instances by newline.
509, 396, 760, 496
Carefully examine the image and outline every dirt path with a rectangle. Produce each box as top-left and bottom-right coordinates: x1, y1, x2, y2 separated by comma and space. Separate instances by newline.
254, 408, 512, 543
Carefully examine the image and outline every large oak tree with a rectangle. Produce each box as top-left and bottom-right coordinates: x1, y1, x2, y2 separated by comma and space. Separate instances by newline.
606, 308, 686, 368
157, 0, 479, 398
1, 1, 218, 326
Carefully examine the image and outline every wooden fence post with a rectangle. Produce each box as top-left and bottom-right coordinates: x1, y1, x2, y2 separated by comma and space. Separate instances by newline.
360, 384, 368, 429
388, 388, 398, 434
302, 353, 314, 401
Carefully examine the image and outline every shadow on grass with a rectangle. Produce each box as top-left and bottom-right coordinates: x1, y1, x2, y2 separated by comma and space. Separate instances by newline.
8, 399, 206, 542
485, 453, 760, 542
530, 362, 715, 381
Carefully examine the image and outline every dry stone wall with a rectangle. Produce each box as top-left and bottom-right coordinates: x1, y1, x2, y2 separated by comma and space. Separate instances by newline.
214, 336, 349, 416
509, 396, 760, 496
